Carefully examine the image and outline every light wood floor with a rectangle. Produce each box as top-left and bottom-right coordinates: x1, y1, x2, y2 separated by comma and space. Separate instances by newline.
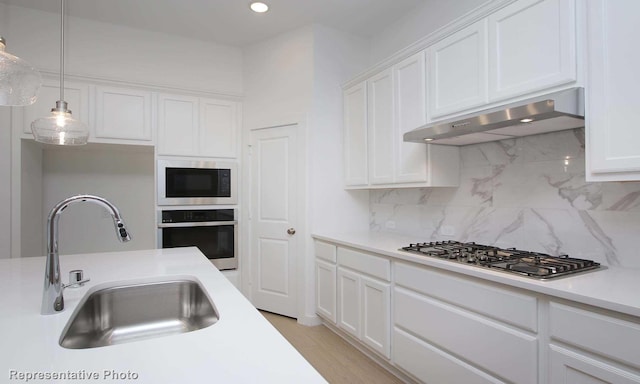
261, 311, 405, 384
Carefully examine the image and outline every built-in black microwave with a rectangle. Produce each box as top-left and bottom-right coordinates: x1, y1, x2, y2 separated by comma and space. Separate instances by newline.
157, 159, 237, 205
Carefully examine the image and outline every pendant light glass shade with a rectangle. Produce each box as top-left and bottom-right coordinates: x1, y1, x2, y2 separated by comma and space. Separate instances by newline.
31, 0, 89, 146
31, 101, 89, 145
0, 36, 42, 106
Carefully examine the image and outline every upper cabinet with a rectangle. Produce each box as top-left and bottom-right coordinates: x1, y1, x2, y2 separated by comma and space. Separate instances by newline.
94, 86, 153, 144
157, 94, 240, 158
368, 68, 395, 185
19, 78, 89, 136
585, 0, 640, 181
488, 0, 577, 102
344, 51, 460, 189
428, 20, 488, 118
343, 82, 368, 187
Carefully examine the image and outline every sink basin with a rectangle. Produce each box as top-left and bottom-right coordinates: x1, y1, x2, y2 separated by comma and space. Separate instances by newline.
59, 278, 219, 349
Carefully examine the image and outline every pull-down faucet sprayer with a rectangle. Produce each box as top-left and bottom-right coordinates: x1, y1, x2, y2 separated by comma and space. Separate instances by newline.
41, 195, 131, 315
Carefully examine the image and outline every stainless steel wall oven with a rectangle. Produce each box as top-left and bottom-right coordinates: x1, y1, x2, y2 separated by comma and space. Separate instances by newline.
157, 209, 237, 270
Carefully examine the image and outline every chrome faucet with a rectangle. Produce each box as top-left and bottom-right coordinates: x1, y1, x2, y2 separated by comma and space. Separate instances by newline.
41, 195, 131, 315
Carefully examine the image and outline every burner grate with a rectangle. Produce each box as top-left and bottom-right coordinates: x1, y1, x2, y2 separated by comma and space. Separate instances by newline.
400, 241, 601, 279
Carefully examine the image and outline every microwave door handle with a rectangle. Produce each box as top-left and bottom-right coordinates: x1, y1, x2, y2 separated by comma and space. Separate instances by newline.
157, 221, 237, 228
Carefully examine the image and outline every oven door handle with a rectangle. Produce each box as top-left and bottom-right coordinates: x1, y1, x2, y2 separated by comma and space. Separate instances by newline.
157, 221, 237, 228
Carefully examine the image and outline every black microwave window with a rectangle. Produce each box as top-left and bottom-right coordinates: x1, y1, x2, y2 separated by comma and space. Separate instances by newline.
166, 168, 231, 198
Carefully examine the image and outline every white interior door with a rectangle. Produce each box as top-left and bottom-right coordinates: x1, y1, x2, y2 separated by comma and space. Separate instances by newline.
250, 124, 298, 318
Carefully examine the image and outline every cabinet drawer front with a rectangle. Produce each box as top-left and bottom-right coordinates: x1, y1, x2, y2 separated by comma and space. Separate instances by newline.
394, 328, 504, 384
314, 240, 337, 263
337, 247, 390, 281
395, 262, 537, 331
550, 302, 640, 370
549, 345, 640, 384
395, 287, 537, 384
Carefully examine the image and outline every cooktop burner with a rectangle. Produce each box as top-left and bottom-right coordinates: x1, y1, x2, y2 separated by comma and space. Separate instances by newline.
400, 241, 601, 279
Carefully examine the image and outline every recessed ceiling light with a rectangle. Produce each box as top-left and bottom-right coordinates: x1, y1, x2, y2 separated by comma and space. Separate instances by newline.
424, 138, 434, 142
250, 2, 269, 13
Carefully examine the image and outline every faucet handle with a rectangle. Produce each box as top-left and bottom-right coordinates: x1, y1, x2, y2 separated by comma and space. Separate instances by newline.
64, 270, 90, 289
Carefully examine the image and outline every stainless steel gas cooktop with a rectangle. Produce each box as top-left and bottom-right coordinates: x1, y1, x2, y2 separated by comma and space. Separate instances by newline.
400, 241, 601, 280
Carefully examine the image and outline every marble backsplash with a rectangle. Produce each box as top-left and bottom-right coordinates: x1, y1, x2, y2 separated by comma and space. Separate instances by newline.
370, 128, 640, 268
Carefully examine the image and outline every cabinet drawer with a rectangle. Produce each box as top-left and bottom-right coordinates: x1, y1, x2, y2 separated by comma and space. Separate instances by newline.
314, 240, 336, 263
394, 328, 504, 384
337, 247, 390, 281
395, 287, 537, 384
395, 262, 537, 332
549, 345, 640, 384
550, 302, 640, 370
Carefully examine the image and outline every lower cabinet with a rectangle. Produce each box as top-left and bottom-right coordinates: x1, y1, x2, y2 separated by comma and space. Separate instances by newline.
315, 259, 336, 323
335, 247, 391, 359
548, 301, 640, 383
549, 345, 640, 384
313, 238, 640, 384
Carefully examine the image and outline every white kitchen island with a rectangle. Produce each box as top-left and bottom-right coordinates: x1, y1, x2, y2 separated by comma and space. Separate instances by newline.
0, 247, 327, 383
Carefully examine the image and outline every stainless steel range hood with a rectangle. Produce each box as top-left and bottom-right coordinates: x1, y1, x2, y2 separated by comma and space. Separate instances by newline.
404, 87, 585, 146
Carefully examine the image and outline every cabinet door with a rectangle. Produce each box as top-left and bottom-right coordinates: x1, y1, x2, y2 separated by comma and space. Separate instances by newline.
21, 79, 89, 135
394, 51, 428, 183
95, 86, 152, 142
488, 0, 576, 101
316, 259, 336, 323
586, 0, 640, 180
429, 20, 488, 117
157, 94, 199, 156
343, 82, 368, 186
368, 68, 395, 185
549, 345, 640, 384
337, 268, 361, 339
361, 276, 390, 358
199, 98, 238, 158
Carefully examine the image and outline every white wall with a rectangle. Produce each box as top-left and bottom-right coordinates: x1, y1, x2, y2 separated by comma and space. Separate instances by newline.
242, 26, 315, 129
3, 4, 243, 95
41, 145, 155, 256
242, 24, 371, 323
20, 140, 43, 257
369, 0, 488, 63
310, 25, 370, 233
0, 107, 10, 259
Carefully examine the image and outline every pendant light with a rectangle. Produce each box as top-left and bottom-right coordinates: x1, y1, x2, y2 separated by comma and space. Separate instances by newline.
0, 36, 42, 106
31, 0, 89, 146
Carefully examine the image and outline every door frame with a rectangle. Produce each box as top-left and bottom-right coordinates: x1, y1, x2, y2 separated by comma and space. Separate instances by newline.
241, 114, 316, 324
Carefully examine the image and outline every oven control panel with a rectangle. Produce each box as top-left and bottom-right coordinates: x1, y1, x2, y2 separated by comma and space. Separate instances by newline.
161, 209, 235, 223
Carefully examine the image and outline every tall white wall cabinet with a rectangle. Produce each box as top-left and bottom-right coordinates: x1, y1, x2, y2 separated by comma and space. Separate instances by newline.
585, 0, 640, 181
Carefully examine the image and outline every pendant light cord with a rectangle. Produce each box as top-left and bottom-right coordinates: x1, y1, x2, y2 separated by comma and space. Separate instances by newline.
59, 0, 65, 103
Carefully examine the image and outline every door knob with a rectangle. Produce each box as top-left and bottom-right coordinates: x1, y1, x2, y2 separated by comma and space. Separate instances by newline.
287, 228, 296, 235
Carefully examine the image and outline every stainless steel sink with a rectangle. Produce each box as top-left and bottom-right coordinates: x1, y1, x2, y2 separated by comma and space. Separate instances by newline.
59, 279, 219, 349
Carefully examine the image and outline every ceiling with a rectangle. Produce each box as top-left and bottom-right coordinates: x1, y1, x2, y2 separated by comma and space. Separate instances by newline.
1, 0, 426, 46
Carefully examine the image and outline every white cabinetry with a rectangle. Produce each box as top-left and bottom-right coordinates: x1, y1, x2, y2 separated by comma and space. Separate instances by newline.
586, 0, 640, 181
344, 51, 459, 189
157, 94, 199, 156
548, 301, 640, 383
315, 240, 337, 323
488, 0, 577, 101
158, 94, 239, 158
94, 86, 153, 143
19, 78, 89, 136
343, 82, 368, 187
368, 68, 395, 185
336, 247, 391, 358
393, 262, 538, 384
428, 20, 488, 118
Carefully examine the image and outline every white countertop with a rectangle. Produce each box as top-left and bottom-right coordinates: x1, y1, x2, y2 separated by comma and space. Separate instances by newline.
313, 231, 640, 318
0, 248, 326, 383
